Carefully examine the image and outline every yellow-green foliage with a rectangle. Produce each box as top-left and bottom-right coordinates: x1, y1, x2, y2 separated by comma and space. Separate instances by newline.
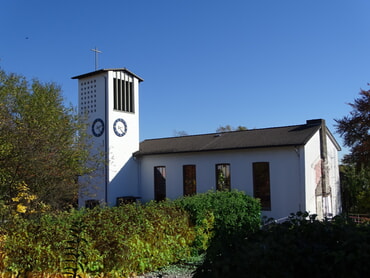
0, 234, 6, 271
82, 202, 196, 276
0, 202, 198, 278
0, 191, 261, 277
1, 213, 69, 277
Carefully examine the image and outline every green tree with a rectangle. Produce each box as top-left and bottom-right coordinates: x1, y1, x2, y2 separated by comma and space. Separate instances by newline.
173, 130, 189, 136
216, 125, 247, 132
336, 88, 370, 215
0, 68, 93, 214
335, 89, 370, 167
340, 164, 370, 214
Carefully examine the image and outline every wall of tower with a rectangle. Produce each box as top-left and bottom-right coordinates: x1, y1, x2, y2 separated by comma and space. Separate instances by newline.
76, 69, 141, 207
106, 71, 140, 205
78, 73, 107, 205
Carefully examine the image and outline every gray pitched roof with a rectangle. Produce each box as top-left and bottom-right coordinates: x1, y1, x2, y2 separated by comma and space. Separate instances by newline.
135, 119, 340, 157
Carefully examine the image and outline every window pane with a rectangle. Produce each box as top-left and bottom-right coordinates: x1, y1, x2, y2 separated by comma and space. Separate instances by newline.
117, 78, 122, 111
216, 164, 231, 191
113, 77, 134, 113
253, 162, 271, 210
113, 78, 117, 110
129, 82, 134, 112
154, 166, 166, 201
183, 165, 196, 196
125, 80, 129, 112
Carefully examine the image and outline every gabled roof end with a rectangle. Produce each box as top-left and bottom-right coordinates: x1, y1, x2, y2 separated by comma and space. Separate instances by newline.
71, 68, 144, 82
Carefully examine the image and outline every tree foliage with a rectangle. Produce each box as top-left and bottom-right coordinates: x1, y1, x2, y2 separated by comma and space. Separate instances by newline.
173, 129, 189, 136
335, 89, 370, 167
0, 68, 92, 214
0, 202, 198, 277
216, 125, 247, 132
340, 164, 370, 214
194, 212, 370, 277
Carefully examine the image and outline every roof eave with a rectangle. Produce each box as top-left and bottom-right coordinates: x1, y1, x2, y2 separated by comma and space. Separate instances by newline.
71, 68, 144, 82
134, 143, 305, 158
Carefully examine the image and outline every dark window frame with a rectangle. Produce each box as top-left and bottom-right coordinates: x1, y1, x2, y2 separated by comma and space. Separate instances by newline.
113, 77, 134, 113
215, 163, 231, 191
253, 162, 271, 211
154, 166, 166, 201
85, 199, 100, 209
183, 165, 197, 196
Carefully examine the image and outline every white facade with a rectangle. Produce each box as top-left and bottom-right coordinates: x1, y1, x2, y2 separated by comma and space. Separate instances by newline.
73, 69, 142, 206
138, 147, 303, 219
302, 130, 342, 219
327, 136, 341, 216
137, 132, 341, 220
74, 68, 341, 220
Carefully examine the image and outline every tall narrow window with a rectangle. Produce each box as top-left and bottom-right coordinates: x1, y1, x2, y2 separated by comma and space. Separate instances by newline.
154, 166, 166, 201
113, 79, 118, 110
113, 77, 134, 113
253, 162, 271, 210
117, 78, 122, 110
128, 82, 134, 112
183, 165, 196, 196
215, 164, 231, 191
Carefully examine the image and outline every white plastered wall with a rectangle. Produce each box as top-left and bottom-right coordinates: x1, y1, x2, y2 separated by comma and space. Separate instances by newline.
78, 73, 108, 205
304, 130, 322, 217
138, 146, 305, 220
106, 71, 140, 205
326, 134, 341, 215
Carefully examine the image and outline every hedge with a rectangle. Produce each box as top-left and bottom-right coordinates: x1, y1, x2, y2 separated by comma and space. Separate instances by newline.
194, 212, 370, 278
0, 202, 196, 277
0, 190, 261, 277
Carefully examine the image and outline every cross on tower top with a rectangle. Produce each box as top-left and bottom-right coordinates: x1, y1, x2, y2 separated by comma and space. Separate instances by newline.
90, 47, 102, 71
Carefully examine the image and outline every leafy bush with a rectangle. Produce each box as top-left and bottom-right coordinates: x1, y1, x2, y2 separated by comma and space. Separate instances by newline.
2, 213, 68, 277
174, 190, 261, 253
0, 202, 197, 277
82, 202, 196, 276
194, 212, 370, 277
175, 190, 261, 235
0, 191, 260, 277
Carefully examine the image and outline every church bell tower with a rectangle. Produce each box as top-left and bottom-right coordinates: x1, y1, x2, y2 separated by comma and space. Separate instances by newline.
72, 68, 143, 206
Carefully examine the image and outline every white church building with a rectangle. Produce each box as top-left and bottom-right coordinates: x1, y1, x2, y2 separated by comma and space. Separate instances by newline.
72, 68, 341, 220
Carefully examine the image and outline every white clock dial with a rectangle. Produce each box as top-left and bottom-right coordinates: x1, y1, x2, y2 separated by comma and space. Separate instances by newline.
113, 118, 127, 137
92, 118, 104, 137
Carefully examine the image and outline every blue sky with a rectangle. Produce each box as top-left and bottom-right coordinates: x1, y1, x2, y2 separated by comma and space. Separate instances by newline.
1, 0, 370, 157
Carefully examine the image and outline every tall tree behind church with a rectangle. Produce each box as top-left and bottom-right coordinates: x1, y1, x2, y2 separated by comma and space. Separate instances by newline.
216, 125, 247, 132
336, 88, 370, 214
335, 88, 370, 168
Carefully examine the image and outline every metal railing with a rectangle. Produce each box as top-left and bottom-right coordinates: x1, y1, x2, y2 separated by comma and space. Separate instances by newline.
348, 213, 370, 223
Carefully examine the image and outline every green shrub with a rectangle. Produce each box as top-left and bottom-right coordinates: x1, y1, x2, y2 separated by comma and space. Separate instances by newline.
174, 190, 261, 253
82, 202, 196, 276
194, 212, 370, 277
63, 219, 90, 278
2, 213, 68, 277
0, 192, 261, 277
175, 190, 261, 235
0, 202, 197, 277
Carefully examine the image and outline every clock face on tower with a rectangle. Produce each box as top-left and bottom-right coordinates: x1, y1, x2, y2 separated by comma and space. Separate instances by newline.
92, 118, 104, 137
113, 118, 127, 137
